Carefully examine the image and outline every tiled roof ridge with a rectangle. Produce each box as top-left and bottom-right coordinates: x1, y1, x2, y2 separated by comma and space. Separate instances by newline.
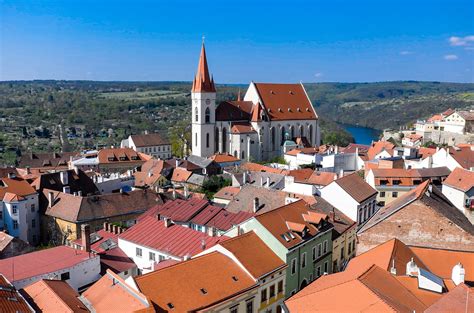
40, 280, 78, 311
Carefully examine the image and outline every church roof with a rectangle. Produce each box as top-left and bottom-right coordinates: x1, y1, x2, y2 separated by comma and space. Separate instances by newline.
192, 43, 216, 93
216, 101, 253, 121
253, 83, 318, 121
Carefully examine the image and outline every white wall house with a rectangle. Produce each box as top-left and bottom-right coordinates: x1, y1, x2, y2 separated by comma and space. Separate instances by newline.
122, 134, 172, 159
442, 168, 474, 224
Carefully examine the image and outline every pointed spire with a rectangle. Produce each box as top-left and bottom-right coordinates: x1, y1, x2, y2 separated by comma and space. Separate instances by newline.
192, 42, 216, 93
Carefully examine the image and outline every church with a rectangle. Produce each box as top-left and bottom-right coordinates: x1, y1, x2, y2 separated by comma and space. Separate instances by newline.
191, 43, 320, 162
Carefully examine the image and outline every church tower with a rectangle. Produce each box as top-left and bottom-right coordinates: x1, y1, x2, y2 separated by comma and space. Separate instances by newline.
191, 42, 216, 157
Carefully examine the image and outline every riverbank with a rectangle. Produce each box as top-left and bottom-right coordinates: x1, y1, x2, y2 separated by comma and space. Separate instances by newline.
339, 124, 381, 145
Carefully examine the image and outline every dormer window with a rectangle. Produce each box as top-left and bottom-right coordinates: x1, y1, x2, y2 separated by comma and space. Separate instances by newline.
119, 157, 126, 161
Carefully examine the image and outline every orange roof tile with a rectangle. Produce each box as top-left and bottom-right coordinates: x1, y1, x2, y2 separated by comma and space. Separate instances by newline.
0, 275, 33, 313
425, 283, 474, 313
443, 167, 474, 192
171, 167, 193, 183
97, 147, 150, 164
367, 141, 395, 160
209, 153, 240, 163
307, 171, 336, 186
213, 186, 240, 201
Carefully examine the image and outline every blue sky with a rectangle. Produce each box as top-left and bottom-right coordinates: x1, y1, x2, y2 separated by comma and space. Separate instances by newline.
1, 0, 473, 83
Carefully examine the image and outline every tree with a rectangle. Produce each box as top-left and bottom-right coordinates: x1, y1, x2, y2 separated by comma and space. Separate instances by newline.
168, 120, 191, 158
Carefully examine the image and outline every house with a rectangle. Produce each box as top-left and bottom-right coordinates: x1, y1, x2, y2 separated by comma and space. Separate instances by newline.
43, 188, 163, 244
442, 167, 474, 223
22, 279, 88, 312
226, 200, 334, 298
402, 133, 423, 147
0, 245, 100, 290
133, 158, 172, 189
189, 206, 254, 236
0, 176, 39, 245
121, 132, 171, 159
357, 181, 474, 253
431, 145, 474, 171
90, 171, 136, 194
225, 185, 290, 215
285, 238, 474, 313
367, 141, 395, 160
0, 274, 35, 312
365, 167, 450, 206
187, 155, 221, 176
72, 222, 137, 279
19, 151, 78, 172
118, 215, 224, 273
320, 173, 378, 225
283, 170, 336, 196
440, 110, 474, 134
0, 231, 34, 258
80, 269, 151, 313
96, 148, 151, 174
190, 43, 320, 161
213, 186, 240, 205
134, 251, 259, 312
197, 231, 287, 313
142, 197, 210, 227
208, 153, 241, 168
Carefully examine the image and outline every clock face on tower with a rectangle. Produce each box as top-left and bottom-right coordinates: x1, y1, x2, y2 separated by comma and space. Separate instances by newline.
206, 99, 210, 105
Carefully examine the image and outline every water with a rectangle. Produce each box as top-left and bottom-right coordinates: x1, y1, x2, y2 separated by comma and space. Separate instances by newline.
339, 124, 381, 145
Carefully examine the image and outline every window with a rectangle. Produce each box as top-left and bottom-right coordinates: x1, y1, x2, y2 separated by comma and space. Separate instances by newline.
323, 240, 328, 254
348, 242, 352, 254
222, 128, 227, 153
324, 261, 328, 273
271, 127, 276, 150
205, 107, 210, 123
393, 180, 401, 185
379, 191, 386, 198
291, 258, 297, 275
0, 211, 2, 219
301, 252, 307, 268
32, 235, 37, 243
60, 272, 70, 280
261, 288, 267, 302
392, 192, 398, 198
277, 280, 283, 293
195, 133, 198, 147
340, 247, 344, 260
241, 150, 245, 160
317, 266, 321, 277
12, 206, 17, 214
159, 255, 165, 262
206, 133, 210, 148
13, 221, 18, 230
31, 219, 36, 228
246, 300, 253, 313
136, 247, 142, 257
230, 306, 238, 313
317, 243, 322, 257
312, 246, 316, 260
149, 252, 155, 261
195, 107, 199, 122
269, 285, 275, 298
31, 204, 35, 212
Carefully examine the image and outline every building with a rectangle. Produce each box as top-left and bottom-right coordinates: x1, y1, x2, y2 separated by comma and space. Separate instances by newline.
43, 188, 163, 244
0, 231, 34, 258
0, 176, 39, 245
431, 145, 474, 171
80, 269, 151, 312
208, 153, 241, 168
285, 238, 474, 313
357, 181, 474, 253
118, 215, 224, 273
189, 206, 254, 236
442, 167, 474, 223
402, 133, 423, 147
0, 274, 35, 312
134, 251, 259, 312
197, 231, 287, 313
320, 173, 378, 225
22, 279, 88, 312
440, 110, 474, 134
226, 200, 334, 298
365, 167, 450, 206
19, 151, 78, 172
121, 133, 171, 159
133, 158, 172, 189
212, 186, 240, 205
367, 141, 395, 160
0, 245, 100, 290
191, 43, 320, 161
283, 170, 336, 196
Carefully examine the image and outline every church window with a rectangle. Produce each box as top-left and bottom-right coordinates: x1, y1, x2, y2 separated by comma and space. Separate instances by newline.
195, 107, 199, 122
308, 125, 313, 144
205, 107, 211, 124
271, 127, 276, 150
215, 128, 219, 153
241, 150, 245, 160
222, 128, 227, 153
206, 133, 210, 148
290, 126, 295, 139
195, 133, 198, 147
234, 150, 238, 158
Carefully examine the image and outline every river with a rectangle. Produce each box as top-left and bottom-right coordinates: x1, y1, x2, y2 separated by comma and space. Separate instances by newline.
339, 124, 381, 145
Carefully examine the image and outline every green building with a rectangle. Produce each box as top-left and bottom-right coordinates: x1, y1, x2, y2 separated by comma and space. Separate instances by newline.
225, 199, 334, 298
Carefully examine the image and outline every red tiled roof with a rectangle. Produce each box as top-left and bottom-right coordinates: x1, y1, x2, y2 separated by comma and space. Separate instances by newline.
213, 186, 240, 201
241, 162, 289, 175
425, 283, 474, 312
192, 43, 216, 93
149, 198, 209, 223
0, 177, 36, 201
209, 153, 240, 163
448, 146, 474, 169
0, 275, 33, 312
204, 210, 254, 231
215, 101, 253, 121
130, 133, 169, 147
367, 141, 395, 160
171, 167, 193, 182
97, 147, 150, 164
253, 83, 317, 121
231, 122, 255, 134
443, 167, 474, 192
288, 168, 314, 182
119, 216, 225, 258
334, 173, 377, 203
0, 246, 97, 283
189, 205, 223, 226
307, 171, 336, 186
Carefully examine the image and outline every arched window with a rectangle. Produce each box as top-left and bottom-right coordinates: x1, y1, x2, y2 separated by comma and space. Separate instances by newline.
234, 150, 238, 157
271, 127, 276, 150
241, 150, 245, 160
206, 133, 210, 148
290, 126, 295, 140
308, 124, 313, 144
205, 107, 210, 124
299, 125, 304, 138
281, 127, 286, 145
215, 127, 219, 153
222, 128, 227, 153
195, 107, 199, 122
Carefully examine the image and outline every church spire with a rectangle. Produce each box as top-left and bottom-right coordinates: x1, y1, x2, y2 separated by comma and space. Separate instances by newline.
192, 42, 216, 93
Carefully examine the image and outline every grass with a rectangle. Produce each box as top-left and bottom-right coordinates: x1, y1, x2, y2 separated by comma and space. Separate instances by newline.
97, 89, 188, 101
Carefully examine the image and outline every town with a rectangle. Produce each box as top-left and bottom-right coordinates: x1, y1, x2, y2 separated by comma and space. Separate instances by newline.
0, 40, 473, 313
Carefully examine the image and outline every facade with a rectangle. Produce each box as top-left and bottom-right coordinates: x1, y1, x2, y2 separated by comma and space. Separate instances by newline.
121, 133, 171, 159
320, 173, 378, 225
191, 43, 320, 161
357, 181, 474, 253
225, 200, 334, 298
442, 167, 474, 223
0, 176, 39, 245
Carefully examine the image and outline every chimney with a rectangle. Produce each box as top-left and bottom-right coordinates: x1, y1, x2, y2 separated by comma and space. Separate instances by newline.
48, 191, 55, 208
60, 171, 68, 185
156, 213, 161, 220
390, 259, 397, 275
355, 147, 359, 156
26, 166, 31, 175
164, 217, 172, 228
184, 254, 191, 261
7, 172, 15, 179
103, 222, 109, 232
243, 172, 247, 184
81, 224, 91, 253
172, 187, 177, 199
406, 258, 419, 277
77, 190, 82, 197
260, 176, 264, 187
201, 238, 206, 251
452, 263, 465, 286
329, 208, 335, 221
175, 159, 179, 168
62, 186, 71, 194
253, 197, 260, 213
113, 224, 119, 234
184, 185, 189, 198
147, 171, 152, 178
266, 177, 270, 188
334, 174, 338, 181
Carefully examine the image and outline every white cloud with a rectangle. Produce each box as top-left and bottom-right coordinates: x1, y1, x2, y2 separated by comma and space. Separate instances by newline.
314, 72, 323, 78
399, 51, 413, 55
449, 35, 474, 47
444, 54, 459, 60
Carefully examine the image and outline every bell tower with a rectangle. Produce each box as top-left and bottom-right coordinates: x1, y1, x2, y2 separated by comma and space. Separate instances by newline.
191, 41, 216, 157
